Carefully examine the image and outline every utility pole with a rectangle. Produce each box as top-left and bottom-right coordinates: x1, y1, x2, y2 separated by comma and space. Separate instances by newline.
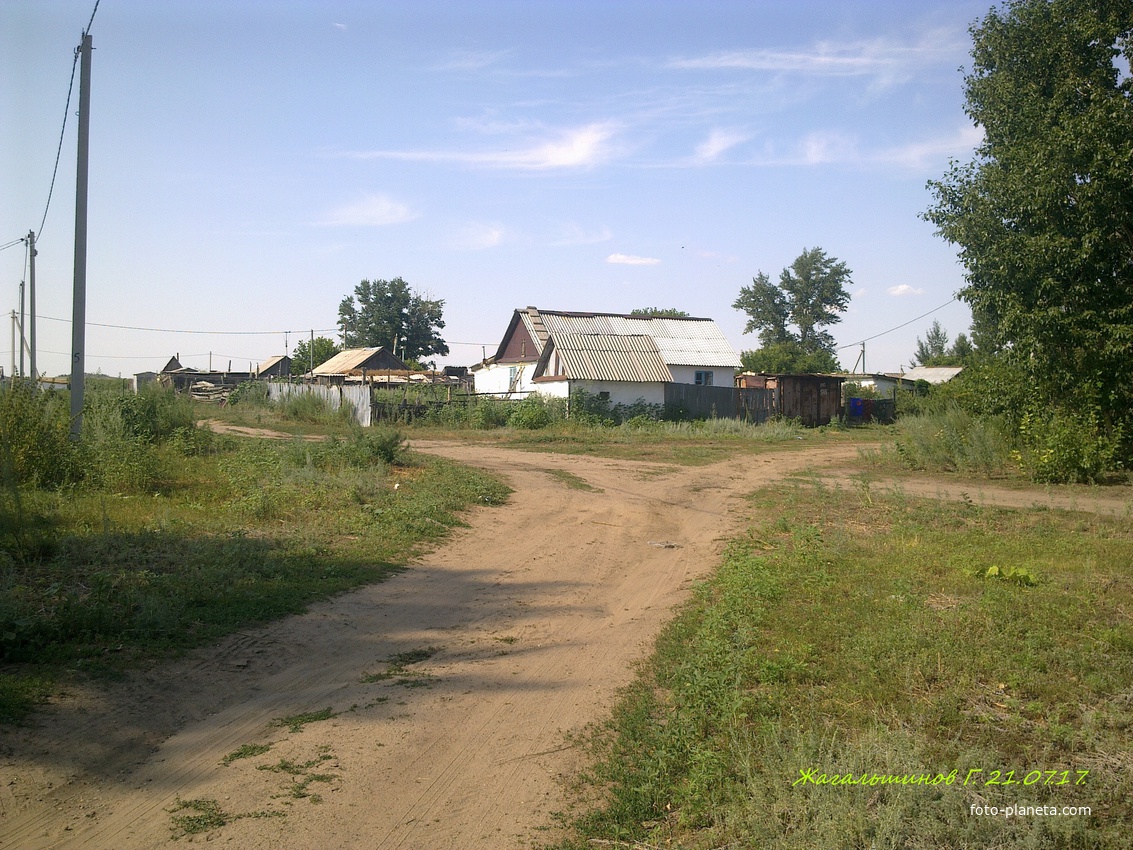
9, 311, 15, 379
18, 280, 25, 376
27, 230, 36, 379
309, 329, 314, 374
70, 33, 92, 439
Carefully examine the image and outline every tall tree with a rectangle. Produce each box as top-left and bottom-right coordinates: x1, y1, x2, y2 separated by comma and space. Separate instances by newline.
290, 336, 340, 376
911, 320, 972, 367
337, 278, 449, 363
733, 247, 851, 372
924, 0, 1133, 422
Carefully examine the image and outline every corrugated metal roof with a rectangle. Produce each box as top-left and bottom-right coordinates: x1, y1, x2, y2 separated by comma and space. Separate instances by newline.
312, 348, 384, 375
902, 366, 964, 384
542, 333, 673, 382
534, 311, 742, 368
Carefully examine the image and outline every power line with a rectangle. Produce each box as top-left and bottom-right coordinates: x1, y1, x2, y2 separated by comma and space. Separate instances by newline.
837, 296, 959, 350
37, 314, 339, 335
34, 0, 101, 239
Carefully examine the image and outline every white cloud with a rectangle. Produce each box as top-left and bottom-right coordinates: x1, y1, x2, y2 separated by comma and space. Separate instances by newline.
695, 129, 749, 163
332, 22, 347, 31
316, 194, 416, 227
348, 122, 621, 171
607, 253, 661, 266
670, 33, 964, 79
874, 124, 984, 170
455, 221, 509, 250
853, 288, 867, 298
887, 284, 924, 297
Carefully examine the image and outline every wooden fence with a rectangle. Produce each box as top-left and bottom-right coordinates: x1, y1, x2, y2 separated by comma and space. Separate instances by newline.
663, 384, 776, 423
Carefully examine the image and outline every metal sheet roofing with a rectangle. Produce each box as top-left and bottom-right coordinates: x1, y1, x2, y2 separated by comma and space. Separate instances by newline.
312, 348, 385, 375
541, 333, 673, 382
532, 310, 742, 368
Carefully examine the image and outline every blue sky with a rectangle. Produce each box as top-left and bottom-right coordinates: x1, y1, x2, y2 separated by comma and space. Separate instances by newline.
2, 0, 991, 379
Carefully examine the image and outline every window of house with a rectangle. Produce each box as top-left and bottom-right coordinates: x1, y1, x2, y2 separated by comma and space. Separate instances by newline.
695, 371, 714, 386
508, 366, 518, 387
598, 391, 610, 401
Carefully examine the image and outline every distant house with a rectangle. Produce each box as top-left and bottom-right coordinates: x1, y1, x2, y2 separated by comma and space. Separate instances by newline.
473, 307, 742, 406
311, 347, 408, 384
256, 355, 292, 378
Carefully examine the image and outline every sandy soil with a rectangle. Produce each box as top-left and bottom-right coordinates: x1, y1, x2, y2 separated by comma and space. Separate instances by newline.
1, 441, 1129, 849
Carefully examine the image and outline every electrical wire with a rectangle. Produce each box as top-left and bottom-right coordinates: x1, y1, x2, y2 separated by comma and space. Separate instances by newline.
837, 296, 959, 350
37, 314, 340, 335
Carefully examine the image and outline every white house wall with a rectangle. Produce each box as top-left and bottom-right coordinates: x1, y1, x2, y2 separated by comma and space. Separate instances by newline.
473, 362, 540, 396
668, 365, 736, 387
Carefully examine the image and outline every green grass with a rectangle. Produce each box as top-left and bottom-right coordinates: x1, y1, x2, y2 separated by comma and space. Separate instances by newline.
556, 481, 1133, 849
423, 416, 871, 467
543, 468, 603, 492
1, 429, 509, 723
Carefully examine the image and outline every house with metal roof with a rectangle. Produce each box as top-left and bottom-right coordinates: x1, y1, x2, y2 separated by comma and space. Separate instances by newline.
311, 347, 408, 383
472, 307, 742, 406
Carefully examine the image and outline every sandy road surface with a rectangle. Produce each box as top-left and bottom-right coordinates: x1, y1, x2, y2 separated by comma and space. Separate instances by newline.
3, 441, 1128, 849
0, 442, 857, 850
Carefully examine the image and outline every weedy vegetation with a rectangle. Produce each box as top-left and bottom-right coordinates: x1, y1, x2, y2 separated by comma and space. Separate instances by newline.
553, 482, 1133, 849
0, 380, 509, 724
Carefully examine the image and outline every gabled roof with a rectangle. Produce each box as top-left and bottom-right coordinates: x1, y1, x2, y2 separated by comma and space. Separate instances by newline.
257, 354, 290, 373
535, 333, 673, 383
491, 307, 742, 372
313, 347, 407, 375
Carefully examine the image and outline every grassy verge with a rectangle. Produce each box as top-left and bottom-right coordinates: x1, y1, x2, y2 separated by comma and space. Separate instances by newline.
411, 417, 874, 466
0, 432, 509, 724
556, 481, 1133, 848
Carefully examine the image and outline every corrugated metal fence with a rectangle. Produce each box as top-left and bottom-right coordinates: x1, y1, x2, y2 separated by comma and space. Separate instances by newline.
266, 382, 372, 427
664, 384, 775, 423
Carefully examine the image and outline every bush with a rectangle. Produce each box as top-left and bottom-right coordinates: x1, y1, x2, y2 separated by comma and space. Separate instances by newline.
467, 397, 512, 430
507, 396, 553, 429
1017, 409, 1122, 484
0, 381, 76, 488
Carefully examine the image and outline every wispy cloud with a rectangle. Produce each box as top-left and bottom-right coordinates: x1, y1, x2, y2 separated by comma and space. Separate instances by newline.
549, 223, 613, 246
315, 193, 416, 227
607, 253, 661, 266
431, 49, 510, 72
670, 34, 963, 79
332, 22, 347, 31
888, 284, 924, 297
695, 128, 749, 163
347, 122, 621, 171
455, 221, 510, 250
873, 124, 984, 169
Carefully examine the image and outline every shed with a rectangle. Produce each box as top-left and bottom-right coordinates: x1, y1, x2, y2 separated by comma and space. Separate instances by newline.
311, 347, 408, 383
256, 355, 292, 378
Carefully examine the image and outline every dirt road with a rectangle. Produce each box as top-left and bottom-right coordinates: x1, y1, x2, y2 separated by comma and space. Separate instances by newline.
2, 442, 1128, 849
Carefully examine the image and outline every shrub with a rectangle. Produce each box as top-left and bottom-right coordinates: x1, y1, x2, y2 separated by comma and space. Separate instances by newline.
1017, 409, 1122, 484
0, 380, 76, 488
467, 397, 512, 430
507, 396, 552, 430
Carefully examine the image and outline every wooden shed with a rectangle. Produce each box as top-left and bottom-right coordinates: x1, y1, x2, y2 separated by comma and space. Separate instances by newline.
775, 374, 843, 427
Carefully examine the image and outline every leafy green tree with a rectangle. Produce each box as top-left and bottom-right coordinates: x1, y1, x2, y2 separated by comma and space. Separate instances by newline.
629, 307, 691, 317
924, 0, 1133, 430
733, 247, 851, 372
912, 321, 976, 367
337, 278, 449, 363
290, 337, 341, 376
740, 341, 840, 374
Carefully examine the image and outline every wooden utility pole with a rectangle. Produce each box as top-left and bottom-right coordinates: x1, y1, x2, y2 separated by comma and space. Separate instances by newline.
70, 33, 92, 439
